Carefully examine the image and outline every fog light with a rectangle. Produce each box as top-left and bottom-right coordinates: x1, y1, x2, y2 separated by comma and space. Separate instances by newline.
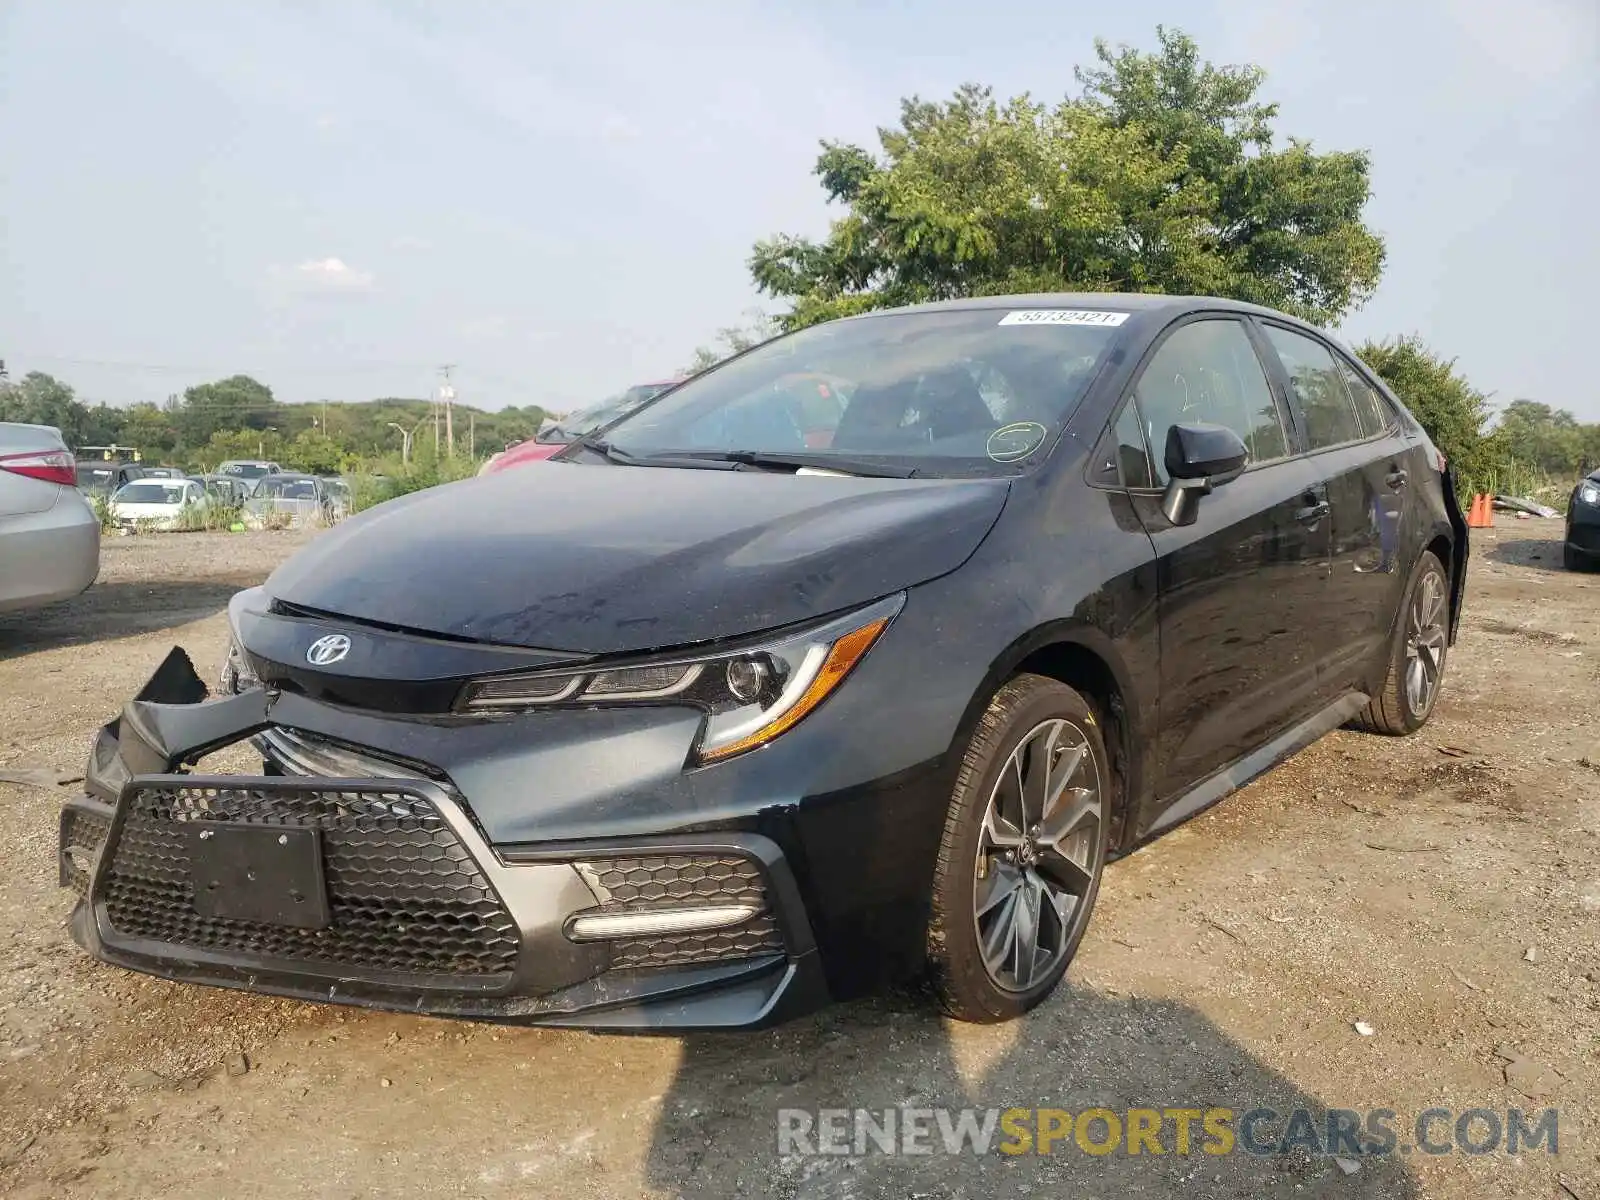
566, 904, 759, 941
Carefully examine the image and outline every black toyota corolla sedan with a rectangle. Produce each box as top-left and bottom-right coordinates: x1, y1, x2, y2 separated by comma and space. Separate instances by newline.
60, 294, 1469, 1029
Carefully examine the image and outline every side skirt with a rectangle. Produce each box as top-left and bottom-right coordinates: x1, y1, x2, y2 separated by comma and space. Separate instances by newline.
1130, 691, 1371, 847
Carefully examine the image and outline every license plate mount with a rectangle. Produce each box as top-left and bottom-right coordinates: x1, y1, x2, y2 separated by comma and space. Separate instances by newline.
187, 822, 330, 929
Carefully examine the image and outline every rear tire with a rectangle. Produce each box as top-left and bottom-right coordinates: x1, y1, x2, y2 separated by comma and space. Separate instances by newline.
927, 674, 1110, 1023
1354, 550, 1449, 736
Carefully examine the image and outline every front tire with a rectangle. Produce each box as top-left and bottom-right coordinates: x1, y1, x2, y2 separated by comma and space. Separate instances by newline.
927, 674, 1110, 1023
1354, 549, 1450, 736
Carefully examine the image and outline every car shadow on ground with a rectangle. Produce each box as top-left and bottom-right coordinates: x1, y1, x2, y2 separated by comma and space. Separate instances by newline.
1484, 534, 1573, 575
0, 580, 240, 659
643, 984, 1420, 1198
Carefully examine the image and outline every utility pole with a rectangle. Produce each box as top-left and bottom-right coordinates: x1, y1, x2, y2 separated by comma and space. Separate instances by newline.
439, 364, 457, 458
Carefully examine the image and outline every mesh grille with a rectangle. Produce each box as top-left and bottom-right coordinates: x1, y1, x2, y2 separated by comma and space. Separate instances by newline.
581, 854, 783, 969
101, 783, 519, 979
62, 807, 113, 897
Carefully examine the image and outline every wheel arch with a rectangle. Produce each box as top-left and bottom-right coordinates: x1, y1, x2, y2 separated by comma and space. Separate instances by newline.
954, 623, 1149, 854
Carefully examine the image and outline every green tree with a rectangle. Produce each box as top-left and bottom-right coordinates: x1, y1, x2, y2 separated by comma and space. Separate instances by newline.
117, 402, 180, 460
1353, 336, 1501, 485
194, 428, 286, 470
287, 428, 345, 475
180, 375, 279, 445
1492, 400, 1594, 477
681, 311, 780, 374
0, 372, 93, 444
750, 27, 1384, 330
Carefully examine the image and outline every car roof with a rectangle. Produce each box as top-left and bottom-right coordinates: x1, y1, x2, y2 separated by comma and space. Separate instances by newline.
849, 291, 1315, 327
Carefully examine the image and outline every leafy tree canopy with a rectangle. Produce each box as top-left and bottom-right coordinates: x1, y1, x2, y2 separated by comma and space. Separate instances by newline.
1354, 336, 1493, 477
681, 311, 782, 374
750, 27, 1385, 330
1354, 336, 1600, 489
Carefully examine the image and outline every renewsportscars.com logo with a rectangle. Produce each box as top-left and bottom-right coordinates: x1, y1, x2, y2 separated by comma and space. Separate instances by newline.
777, 1106, 1560, 1159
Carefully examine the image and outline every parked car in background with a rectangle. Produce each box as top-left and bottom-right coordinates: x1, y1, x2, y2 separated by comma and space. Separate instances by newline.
108, 477, 209, 531
188, 474, 252, 506
217, 460, 283, 490
243, 472, 340, 528
319, 477, 353, 521
480, 379, 686, 476
1565, 469, 1600, 570
75, 460, 145, 497
140, 467, 186, 480
75, 444, 142, 464
62, 293, 1468, 1029
0, 423, 100, 613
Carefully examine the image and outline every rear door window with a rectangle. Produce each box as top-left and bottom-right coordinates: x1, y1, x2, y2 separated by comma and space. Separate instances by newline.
1335, 357, 1393, 437
1261, 325, 1363, 451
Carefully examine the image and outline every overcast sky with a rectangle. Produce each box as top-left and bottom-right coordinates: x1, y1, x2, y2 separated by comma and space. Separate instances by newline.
1, 1, 1596, 418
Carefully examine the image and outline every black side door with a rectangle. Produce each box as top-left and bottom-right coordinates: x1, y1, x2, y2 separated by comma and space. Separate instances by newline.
1106, 315, 1329, 810
1255, 323, 1414, 697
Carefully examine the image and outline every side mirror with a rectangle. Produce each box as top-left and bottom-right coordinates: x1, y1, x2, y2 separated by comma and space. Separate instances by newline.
1160, 423, 1249, 525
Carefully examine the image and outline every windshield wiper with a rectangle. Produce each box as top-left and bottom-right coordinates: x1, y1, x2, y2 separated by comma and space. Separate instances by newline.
570, 438, 739, 470
680, 450, 919, 478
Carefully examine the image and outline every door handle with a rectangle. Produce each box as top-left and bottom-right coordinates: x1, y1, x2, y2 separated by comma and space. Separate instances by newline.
1386, 468, 1409, 489
1296, 499, 1331, 525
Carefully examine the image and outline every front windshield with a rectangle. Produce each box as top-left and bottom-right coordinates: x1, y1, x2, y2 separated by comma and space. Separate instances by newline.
537, 384, 674, 444
256, 477, 318, 499
115, 482, 186, 505
601, 309, 1125, 474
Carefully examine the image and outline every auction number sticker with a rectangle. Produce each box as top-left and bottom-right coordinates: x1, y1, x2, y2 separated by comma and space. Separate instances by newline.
998, 309, 1129, 327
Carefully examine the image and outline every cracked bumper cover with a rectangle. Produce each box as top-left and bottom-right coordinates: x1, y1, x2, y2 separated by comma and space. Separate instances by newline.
59, 649, 829, 1031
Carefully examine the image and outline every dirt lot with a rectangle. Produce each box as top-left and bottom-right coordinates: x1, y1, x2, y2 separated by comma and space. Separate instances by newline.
0, 523, 1595, 1199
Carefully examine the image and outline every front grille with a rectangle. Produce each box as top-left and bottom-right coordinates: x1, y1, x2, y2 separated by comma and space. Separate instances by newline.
100, 782, 520, 979
578, 853, 783, 969
61, 807, 113, 897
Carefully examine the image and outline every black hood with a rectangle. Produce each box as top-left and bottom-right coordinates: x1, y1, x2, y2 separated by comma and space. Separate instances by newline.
265, 462, 1009, 654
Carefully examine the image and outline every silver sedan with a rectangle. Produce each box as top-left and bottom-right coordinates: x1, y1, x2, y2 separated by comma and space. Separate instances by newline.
0, 422, 101, 614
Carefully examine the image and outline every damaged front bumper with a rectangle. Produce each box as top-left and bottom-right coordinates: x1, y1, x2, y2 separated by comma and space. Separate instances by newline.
59, 649, 828, 1030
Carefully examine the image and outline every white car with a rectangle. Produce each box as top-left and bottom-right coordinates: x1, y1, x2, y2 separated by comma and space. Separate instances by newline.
108, 478, 209, 531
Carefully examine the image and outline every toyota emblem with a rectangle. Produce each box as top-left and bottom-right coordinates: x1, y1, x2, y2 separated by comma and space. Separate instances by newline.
305, 634, 352, 666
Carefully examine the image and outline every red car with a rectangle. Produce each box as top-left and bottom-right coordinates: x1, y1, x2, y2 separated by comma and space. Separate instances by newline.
481, 380, 684, 476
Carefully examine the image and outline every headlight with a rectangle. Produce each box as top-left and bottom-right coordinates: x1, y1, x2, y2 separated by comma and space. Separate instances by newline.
1579, 481, 1600, 507
217, 635, 259, 695
457, 593, 905, 763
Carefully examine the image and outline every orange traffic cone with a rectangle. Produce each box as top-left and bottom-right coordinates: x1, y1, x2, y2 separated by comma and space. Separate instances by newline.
1466, 493, 1495, 529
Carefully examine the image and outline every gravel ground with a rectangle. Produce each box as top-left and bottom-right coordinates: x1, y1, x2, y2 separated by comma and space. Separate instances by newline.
0, 522, 1595, 1199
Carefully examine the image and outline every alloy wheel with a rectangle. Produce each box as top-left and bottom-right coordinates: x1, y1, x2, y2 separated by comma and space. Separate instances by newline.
973, 718, 1104, 993
1405, 568, 1448, 717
